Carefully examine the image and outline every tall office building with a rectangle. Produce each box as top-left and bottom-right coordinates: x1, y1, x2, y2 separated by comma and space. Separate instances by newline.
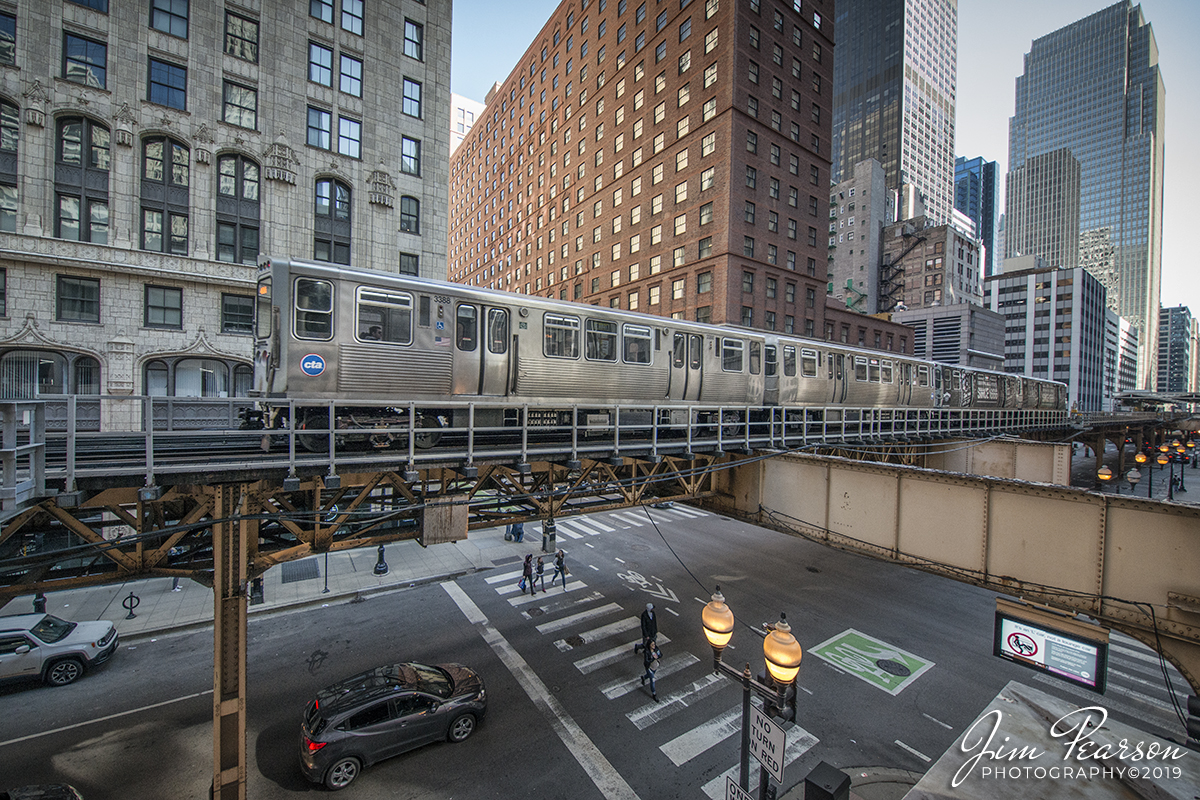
827, 158, 892, 314
1008, 1, 1165, 388
1004, 147, 1081, 271
449, 0, 843, 338
954, 156, 996, 277
0, 1, 451, 420
831, 0, 957, 226
1157, 305, 1193, 393
451, 93, 487, 155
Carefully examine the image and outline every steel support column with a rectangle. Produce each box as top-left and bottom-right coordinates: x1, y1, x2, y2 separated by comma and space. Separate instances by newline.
212, 483, 250, 800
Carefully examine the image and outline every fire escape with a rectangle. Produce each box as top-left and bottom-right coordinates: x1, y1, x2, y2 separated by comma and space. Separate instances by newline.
879, 222, 927, 312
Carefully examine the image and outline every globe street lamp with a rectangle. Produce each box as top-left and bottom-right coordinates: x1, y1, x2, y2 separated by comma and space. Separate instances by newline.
1126, 468, 1141, 496
1157, 451, 1173, 501
1175, 443, 1187, 493
1097, 465, 1114, 493
1188, 439, 1196, 468
1135, 453, 1152, 497
702, 587, 803, 798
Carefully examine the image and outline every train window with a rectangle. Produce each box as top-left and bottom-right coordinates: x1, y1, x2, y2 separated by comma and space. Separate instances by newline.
881, 360, 893, 383
418, 296, 431, 327
487, 309, 509, 354
764, 345, 777, 377
672, 333, 685, 368
854, 357, 867, 382
585, 319, 618, 361
294, 278, 333, 340
456, 304, 478, 351
545, 313, 581, 358
356, 287, 413, 344
721, 338, 743, 372
868, 358, 880, 382
917, 365, 929, 387
623, 324, 652, 364
255, 278, 272, 339
783, 346, 797, 377
748, 342, 761, 375
799, 348, 816, 377
689, 335, 702, 369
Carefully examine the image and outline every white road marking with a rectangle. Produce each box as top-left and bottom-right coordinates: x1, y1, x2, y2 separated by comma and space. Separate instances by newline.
921, 712, 953, 730
660, 705, 742, 766
443, 583, 641, 800
520, 591, 604, 620
895, 739, 932, 762
0, 690, 214, 748
535, 603, 623, 635
601, 653, 700, 699
554, 617, 641, 652
572, 634, 674, 672
665, 607, 680, 617
485, 569, 523, 584
508, 581, 589, 606
609, 512, 646, 527
626, 673, 727, 730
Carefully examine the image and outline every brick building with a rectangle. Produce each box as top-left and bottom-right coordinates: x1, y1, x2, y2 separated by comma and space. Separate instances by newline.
448, 0, 836, 338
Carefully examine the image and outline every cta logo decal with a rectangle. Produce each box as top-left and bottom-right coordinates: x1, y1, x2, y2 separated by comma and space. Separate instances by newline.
300, 354, 326, 376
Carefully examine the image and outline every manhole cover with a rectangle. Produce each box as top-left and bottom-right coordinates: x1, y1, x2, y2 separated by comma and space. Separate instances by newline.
526, 607, 545, 617
805, 566, 821, 573
630, 544, 650, 552
876, 659, 911, 677
564, 635, 584, 647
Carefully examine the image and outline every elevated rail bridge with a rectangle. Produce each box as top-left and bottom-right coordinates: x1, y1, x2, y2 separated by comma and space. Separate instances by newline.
0, 396, 1195, 799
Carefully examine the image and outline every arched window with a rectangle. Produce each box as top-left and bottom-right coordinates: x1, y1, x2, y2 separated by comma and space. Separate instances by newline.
145, 357, 250, 397
314, 178, 351, 264
0, 350, 100, 398
399, 195, 419, 234
141, 135, 189, 253
55, 117, 110, 243
216, 153, 260, 264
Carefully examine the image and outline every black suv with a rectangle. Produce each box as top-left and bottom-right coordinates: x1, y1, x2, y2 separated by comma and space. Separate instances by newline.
300, 662, 486, 790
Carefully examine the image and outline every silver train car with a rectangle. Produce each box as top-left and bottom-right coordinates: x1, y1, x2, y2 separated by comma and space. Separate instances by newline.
247, 258, 1066, 447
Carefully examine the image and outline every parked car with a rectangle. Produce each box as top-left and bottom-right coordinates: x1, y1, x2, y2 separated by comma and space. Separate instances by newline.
300, 661, 486, 790
0, 613, 119, 687
1, 786, 84, 800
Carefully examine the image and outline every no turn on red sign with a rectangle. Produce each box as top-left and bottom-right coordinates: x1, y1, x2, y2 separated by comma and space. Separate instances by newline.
750, 704, 786, 784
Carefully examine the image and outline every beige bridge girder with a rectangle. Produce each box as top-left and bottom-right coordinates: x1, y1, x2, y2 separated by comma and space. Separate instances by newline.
711, 450, 1200, 693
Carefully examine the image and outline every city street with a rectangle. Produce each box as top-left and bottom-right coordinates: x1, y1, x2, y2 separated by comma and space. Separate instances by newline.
0, 503, 1190, 798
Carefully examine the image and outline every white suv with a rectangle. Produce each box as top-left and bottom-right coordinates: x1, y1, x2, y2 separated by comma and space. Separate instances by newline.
0, 613, 118, 687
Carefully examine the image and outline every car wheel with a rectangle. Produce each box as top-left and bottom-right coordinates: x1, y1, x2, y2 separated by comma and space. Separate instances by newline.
45, 658, 84, 686
323, 756, 361, 791
447, 713, 476, 743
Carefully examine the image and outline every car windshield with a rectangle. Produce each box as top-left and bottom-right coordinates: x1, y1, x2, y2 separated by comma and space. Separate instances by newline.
29, 614, 76, 643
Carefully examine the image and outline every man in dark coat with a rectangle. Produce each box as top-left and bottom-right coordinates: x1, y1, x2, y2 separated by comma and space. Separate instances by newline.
635, 602, 657, 653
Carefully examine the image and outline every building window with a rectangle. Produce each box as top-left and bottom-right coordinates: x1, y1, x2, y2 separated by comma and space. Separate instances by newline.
55, 118, 110, 244
144, 285, 183, 329
221, 294, 254, 334
67, 0, 109, 10
340, 54, 363, 96
401, 137, 421, 175
743, 237, 754, 257
745, 201, 755, 224
146, 358, 250, 397
141, 136, 190, 254
309, 43, 333, 85
150, 0, 188, 39
701, 167, 714, 190
148, 57, 187, 110
216, 154, 260, 265
699, 236, 712, 258
400, 195, 420, 233
0, 13, 14, 67
56, 275, 100, 323
399, 252, 419, 275
337, 117, 361, 158
404, 19, 424, 60
341, 0, 363, 35
222, 81, 257, 129
307, 107, 332, 149
221, 14, 259, 62
403, 78, 422, 117
64, 33, 107, 89
679, 18, 692, 41
311, 0, 333, 22
745, 166, 756, 188
314, 178, 351, 264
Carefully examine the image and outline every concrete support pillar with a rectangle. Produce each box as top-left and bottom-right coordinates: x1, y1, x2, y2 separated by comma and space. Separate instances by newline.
1093, 434, 1106, 487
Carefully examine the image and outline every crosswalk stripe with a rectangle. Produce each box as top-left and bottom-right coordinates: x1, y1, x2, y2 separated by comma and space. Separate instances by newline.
535, 603, 623, 635
601, 652, 701, 700
572, 634, 674, 672
669, 506, 709, 519
520, 591, 605, 620
660, 704, 742, 766
609, 512, 646, 527
626, 673, 727, 731
508, 581, 589, 606
555, 617, 642, 652
700, 724, 819, 800
486, 570, 524, 585
555, 526, 585, 539
558, 518, 613, 536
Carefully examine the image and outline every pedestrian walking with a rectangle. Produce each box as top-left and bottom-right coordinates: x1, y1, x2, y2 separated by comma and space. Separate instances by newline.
635, 602, 658, 653
640, 639, 662, 701
512, 521, 525, 542
519, 554, 533, 594
551, 549, 568, 588
534, 556, 546, 593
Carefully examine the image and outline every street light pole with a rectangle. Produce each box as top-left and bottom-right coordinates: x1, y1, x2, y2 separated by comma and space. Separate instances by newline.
1135, 452, 1151, 497
1126, 468, 1141, 496
702, 588, 802, 798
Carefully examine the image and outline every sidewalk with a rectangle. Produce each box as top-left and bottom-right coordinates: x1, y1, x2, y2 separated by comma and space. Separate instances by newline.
0, 525, 546, 639
1070, 440, 1200, 504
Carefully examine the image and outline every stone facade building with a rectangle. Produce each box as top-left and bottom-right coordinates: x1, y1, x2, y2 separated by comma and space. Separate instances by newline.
881, 215, 981, 313
0, 0, 451, 429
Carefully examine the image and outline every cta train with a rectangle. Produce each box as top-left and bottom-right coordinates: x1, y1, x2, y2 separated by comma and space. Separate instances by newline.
246, 258, 1066, 449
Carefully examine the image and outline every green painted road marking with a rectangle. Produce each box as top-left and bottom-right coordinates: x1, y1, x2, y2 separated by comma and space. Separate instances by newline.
810, 628, 934, 695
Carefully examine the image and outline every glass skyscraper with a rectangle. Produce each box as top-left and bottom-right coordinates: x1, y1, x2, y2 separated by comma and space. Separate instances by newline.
831, 0, 957, 226
954, 156, 997, 277
1008, 1, 1164, 388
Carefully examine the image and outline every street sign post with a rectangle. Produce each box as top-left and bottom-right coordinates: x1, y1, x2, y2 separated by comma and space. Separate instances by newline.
750, 704, 786, 784
726, 775, 753, 800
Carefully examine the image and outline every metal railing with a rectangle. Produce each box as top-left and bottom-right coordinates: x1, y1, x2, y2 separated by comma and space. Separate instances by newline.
0, 401, 45, 512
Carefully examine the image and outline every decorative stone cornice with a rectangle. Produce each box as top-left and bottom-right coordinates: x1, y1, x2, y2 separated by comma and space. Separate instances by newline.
369, 168, 395, 208
22, 80, 48, 127
262, 141, 299, 185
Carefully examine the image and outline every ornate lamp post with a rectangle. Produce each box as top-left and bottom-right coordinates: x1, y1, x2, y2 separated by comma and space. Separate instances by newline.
1188, 439, 1196, 468
1097, 465, 1114, 493
1157, 451, 1173, 501
1175, 443, 1187, 493
1126, 468, 1141, 495
1134, 453, 1151, 497
702, 588, 803, 799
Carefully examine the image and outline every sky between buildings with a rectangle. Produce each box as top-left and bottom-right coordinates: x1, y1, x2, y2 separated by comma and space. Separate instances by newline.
450, 0, 1200, 318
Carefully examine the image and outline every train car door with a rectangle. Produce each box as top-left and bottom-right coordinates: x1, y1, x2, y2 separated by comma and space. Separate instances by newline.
453, 302, 510, 396
829, 353, 847, 403
669, 332, 703, 401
